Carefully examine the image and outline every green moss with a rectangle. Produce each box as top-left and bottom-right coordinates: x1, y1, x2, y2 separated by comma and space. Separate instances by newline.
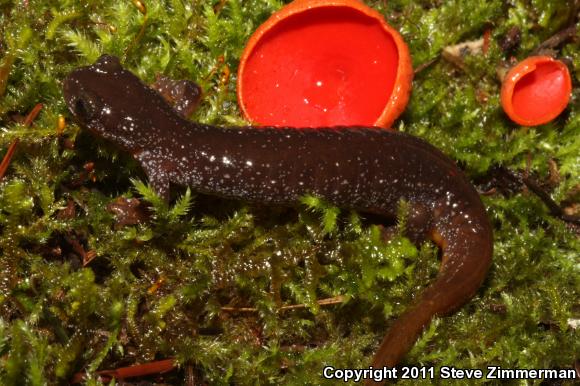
0, 0, 578, 384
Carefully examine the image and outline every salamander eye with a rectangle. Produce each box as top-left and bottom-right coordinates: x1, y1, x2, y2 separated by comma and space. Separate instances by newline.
73, 96, 96, 121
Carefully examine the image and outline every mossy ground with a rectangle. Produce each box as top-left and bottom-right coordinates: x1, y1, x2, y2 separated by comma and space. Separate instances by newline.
0, 0, 578, 384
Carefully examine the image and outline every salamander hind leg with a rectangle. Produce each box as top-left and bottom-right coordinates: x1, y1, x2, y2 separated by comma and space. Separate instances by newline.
401, 201, 434, 245
377, 202, 432, 244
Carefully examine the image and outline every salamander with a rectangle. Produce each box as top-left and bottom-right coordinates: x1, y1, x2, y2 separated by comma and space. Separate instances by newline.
63, 55, 493, 382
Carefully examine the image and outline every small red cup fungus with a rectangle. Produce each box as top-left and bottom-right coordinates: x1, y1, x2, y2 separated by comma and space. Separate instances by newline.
237, 0, 413, 128
501, 56, 572, 126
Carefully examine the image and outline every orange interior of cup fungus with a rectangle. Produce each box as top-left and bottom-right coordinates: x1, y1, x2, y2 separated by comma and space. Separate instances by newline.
501, 56, 571, 126
237, 0, 413, 128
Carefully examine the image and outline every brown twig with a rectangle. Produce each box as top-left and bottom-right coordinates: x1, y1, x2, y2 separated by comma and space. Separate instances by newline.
147, 275, 166, 294
499, 167, 580, 225
204, 55, 225, 80
124, 0, 148, 60
71, 358, 176, 383
482, 28, 491, 55
0, 52, 16, 97
214, 0, 227, 14
23, 103, 43, 127
414, 56, 439, 75
532, 25, 578, 56
0, 138, 19, 182
185, 364, 197, 386
82, 250, 97, 266
520, 176, 580, 224
221, 295, 346, 313
0, 103, 44, 182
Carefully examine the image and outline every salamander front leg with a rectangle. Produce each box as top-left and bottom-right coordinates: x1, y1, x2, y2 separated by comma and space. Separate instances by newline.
147, 172, 170, 202
134, 150, 171, 202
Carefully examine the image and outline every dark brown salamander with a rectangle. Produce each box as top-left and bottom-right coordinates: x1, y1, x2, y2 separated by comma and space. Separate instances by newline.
63, 55, 493, 381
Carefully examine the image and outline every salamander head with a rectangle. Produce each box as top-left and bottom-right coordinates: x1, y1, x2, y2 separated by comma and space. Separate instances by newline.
63, 54, 160, 153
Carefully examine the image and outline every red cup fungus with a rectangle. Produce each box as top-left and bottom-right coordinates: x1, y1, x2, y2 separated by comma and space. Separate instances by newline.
237, 0, 413, 128
501, 56, 572, 126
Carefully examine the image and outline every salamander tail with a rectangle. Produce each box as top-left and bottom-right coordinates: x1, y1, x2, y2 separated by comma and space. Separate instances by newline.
365, 207, 492, 385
